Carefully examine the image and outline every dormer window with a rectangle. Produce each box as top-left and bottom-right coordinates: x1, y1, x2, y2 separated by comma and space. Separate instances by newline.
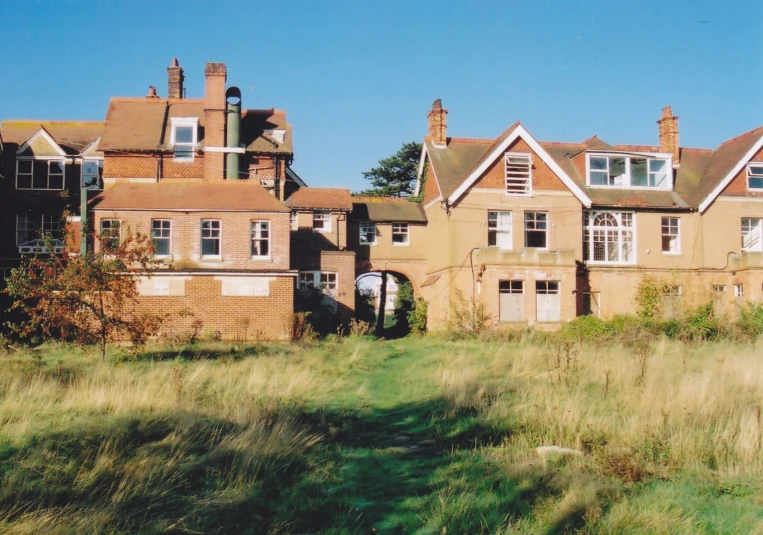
587, 154, 670, 189
170, 117, 198, 161
747, 163, 763, 190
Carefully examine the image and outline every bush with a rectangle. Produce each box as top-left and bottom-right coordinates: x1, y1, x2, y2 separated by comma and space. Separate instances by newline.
408, 297, 428, 335
445, 290, 493, 339
735, 301, 763, 342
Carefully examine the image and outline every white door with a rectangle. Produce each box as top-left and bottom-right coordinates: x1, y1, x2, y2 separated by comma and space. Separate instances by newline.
536, 281, 560, 322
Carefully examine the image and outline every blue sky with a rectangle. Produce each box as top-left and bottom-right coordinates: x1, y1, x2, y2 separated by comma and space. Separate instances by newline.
1, 0, 760, 191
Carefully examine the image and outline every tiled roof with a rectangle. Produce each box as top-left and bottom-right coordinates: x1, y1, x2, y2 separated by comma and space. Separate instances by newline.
424, 126, 739, 210
91, 182, 290, 212
0, 120, 104, 155
99, 98, 293, 154
351, 197, 427, 223
285, 187, 353, 210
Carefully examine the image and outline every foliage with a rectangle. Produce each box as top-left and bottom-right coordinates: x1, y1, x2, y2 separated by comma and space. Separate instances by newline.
408, 161, 427, 202
408, 297, 429, 335
357, 141, 422, 197
445, 289, 493, 339
634, 274, 664, 320
391, 280, 415, 336
5, 228, 164, 359
735, 301, 763, 342
294, 287, 340, 337
354, 286, 376, 325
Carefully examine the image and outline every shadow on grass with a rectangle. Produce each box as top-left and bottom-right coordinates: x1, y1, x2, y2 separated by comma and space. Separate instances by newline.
0, 398, 616, 534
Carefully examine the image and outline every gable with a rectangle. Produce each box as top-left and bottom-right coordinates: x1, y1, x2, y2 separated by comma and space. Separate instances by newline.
16, 128, 66, 157
470, 138, 569, 193
718, 144, 763, 197
422, 160, 441, 205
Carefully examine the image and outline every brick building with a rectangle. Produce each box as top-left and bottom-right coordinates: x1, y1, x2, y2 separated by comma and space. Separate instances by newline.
349, 100, 763, 329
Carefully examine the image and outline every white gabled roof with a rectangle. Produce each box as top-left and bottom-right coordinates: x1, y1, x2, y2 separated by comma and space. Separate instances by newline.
698, 134, 763, 213
16, 127, 67, 156
446, 123, 592, 207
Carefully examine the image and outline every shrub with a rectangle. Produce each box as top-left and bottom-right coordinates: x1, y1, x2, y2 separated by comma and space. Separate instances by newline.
735, 301, 763, 342
408, 297, 428, 335
445, 290, 493, 339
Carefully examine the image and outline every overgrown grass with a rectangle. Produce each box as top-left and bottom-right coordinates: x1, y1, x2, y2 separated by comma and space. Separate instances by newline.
1, 336, 762, 534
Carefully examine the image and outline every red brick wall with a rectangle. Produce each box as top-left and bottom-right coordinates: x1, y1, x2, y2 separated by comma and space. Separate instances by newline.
92, 210, 291, 271
473, 139, 568, 191
132, 274, 294, 341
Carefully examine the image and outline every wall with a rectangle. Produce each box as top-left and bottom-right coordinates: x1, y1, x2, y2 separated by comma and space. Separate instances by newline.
92, 210, 291, 271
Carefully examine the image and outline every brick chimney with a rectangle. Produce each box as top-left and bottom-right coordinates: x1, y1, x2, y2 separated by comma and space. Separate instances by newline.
204, 62, 227, 180
167, 58, 184, 99
427, 99, 448, 147
658, 106, 680, 166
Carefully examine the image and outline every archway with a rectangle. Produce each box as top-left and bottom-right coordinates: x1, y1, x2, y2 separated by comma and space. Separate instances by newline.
355, 270, 415, 338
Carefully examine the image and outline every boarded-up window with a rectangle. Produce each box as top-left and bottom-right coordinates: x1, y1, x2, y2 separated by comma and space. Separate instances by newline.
536, 281, 560, 322
662, 285, 682, 319
499, 280, 524, 322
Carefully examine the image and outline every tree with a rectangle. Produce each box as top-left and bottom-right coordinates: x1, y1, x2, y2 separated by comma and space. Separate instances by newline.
5, 227, 165, 359
359, 141, 422, 197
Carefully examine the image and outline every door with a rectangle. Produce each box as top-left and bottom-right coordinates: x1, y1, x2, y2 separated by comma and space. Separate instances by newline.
536, 281, 560, 322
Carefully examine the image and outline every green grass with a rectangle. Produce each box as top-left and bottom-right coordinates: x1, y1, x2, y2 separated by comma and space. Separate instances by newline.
0, 336, 762, 534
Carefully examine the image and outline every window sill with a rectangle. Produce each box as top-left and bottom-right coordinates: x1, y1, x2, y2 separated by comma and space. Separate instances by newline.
392, 242, 410, 247
359, 242, 377, 247
585, 261, 637, 266
250, 256, 271, 261
662, 252, 682, 256
200, 256, 222, 262
173, 157, 195, 163
312, 229, 332, 234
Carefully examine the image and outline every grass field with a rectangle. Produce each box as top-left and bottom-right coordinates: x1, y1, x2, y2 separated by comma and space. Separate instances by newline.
0, 335, 762, 534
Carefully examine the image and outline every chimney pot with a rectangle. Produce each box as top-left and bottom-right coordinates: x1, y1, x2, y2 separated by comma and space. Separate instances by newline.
171, 57, 179, 67
427, 99, 448, 147
146, 86, 158, 98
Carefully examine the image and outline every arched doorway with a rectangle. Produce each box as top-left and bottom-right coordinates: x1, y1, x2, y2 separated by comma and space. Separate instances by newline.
355, 270, 415, 338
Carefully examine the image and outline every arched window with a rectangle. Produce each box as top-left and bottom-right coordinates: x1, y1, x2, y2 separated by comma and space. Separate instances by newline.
583, 211, 635, 264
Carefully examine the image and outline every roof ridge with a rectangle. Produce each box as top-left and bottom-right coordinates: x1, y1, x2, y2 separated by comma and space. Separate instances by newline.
718, 125, 763, 148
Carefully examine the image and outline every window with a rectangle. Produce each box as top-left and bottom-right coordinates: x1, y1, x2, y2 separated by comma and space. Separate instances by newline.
290, 212, 298, 231
741, 218, 763, 252
392, 223, 409, 245
41, 215, 61, 240
488, 211, 512, 249
312, 210, 331, 232
201, 219, 221, 258
100, 219, 121, 253
504, 153, 531, 195
748, 164, 763, 190
713, 284, 727, 293
661, 217, 680, 254
524, 211, 547, 249
82, 160, 103, 190
499, 280, 524, 322
583, 211, 635, 264
587, 154, 670, 189
735, 284, 744, 298
536, 281, 561, 322
663, 285, 682, 318
170, 117, 198, 161
151, 219, 171, 257
359, 222, 377, 245
16, 159, 65, 190
16, 214, 35, 246
297, 271, 338, 298
251, 220, 270, 258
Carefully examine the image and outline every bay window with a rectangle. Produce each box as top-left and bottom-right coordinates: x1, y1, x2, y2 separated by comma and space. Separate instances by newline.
583, 211, 635, 264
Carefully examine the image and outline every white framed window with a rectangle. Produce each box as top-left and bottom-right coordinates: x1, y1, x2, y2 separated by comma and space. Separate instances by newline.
41, 214, 61, 240
742, 218, 763, 252
312, 210, 331, 232
524, 211, 547, 249
201, 219, 221, 258
587, 154, 670, 189
297, 271, 338, 298
82, 160, 104, 190
735, 284, 744, 298
392, 223, 409, 245
748, 163, 763, 190
583, 211, 635, 264
504, 153, 531, 196
16, 214, 36, 246
170, 117, 198, 161
251, 220, 270, 258
661, 217, 680, 254
16, 159, 65, 190
359, 222, 377, 245
488, 211, 512, 249
151, 219, 172, 257
100, 218, 121, 253
290, 212, 298, 231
